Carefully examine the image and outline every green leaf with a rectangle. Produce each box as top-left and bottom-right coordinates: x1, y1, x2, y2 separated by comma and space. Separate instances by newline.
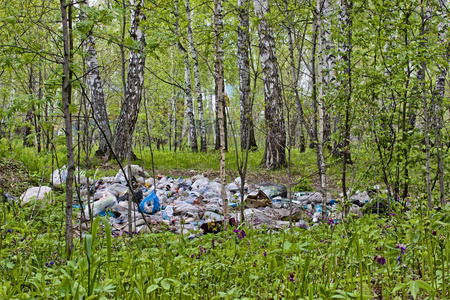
161, 279, 170, 290
409, 281, 419, 300
85, 235, 92, 261
146, 285, 159, 293
416, 280, 435, 293
392, 283, 407, 293
283, 241, 292, 250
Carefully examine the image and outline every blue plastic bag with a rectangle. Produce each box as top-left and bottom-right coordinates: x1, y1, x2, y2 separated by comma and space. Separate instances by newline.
139, 190, 160, 214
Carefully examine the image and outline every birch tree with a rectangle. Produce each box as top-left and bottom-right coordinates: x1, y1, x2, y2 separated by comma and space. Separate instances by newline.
81, 2, 112, 158
315, 0, 327, 219
113, 0, 146, 160
174, 0, 198, 152
214, 0, 228, 228
253, 0, 286, 169
433, 0, 447, 206
238, 0, 257, 151
185, 0, 206, 152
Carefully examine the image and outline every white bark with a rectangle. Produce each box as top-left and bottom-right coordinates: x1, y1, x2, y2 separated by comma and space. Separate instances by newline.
214, 0, 228, 228
316, 0, 327, 220
238, 0, 256, 151
81, 3, 112, 157
174, 0, 197, 152
113, 0, 146, 159
185, 0, 206, 152
253, 0, 286, 169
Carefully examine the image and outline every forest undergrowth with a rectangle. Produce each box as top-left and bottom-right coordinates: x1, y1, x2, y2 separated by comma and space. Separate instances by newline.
1, 139, 449, 299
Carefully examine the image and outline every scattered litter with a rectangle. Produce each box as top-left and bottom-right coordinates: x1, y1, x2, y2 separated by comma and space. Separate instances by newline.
20, 186, 52, 206
29, 164, 375, 234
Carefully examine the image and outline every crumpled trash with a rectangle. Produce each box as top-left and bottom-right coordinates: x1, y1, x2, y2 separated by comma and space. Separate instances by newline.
52, 166, 87, 187
20, 186, 53, 206
173, 201, 202, 218
84, 192, 117, 219
297, 192, 322, 205
350, 190, 370, 203
204, 211, 223, 222
3, 193, 18, 205
139, 190, 160, 214
192, 178, 209, 194
260, 184, 287, 199
104, 183, 129, 197
350, 204, 363, 218
243, 208, 275, 225
245, 190, 270, 208
161, 205, 174, 221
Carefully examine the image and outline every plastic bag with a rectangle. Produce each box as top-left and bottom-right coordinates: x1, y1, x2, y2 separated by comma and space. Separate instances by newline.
192, 178, 209, 193
139, 190, 160, 214
161, 205, 174, 220
84, 192, 117, 219
20, 186, 53, 206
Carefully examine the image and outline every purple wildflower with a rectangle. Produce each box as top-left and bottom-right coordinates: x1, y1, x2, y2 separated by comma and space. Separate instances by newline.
432, 230, 437, 236
396, 244, 406, 255
289, 272, 295, 282
374, 255, 386, 265
263, 250, 267, 257
253, 261, 257, 267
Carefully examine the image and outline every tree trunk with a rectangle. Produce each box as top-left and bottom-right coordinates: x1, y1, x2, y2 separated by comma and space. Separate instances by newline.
112, 0, 146, 160
434, 0, 447, 206
214, 0, 228, 229
254, 0, 286, 169
316, 0, 327, 220
60, 0, 74, 258
81, 3, 113, 158
285, 0, 308, 153
174, 0, 197, 152
339, 0, 352, 200
419, 6, 432, 210
238, 0, 257, 151
214, 64, 228, 151
185, 0, 206, 152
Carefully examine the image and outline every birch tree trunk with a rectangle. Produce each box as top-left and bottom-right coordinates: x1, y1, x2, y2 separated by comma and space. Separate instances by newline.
339, 0, 352, 200
284, 0, 308, 152
60, 0, 74, 257
81, 3, 113, 158
433, 0, 447, 206
321, 0, 334, 146
238, 0, 257, 151
214, 63, 228, 151
185, 0, 206, 152
254, 0, 286, 169
174, 0, 197, 152
112, 0, 146, 160
316, 0, 327, 220
214, 0, 228, 229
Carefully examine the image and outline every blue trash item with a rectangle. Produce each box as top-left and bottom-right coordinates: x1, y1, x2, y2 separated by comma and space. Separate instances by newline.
98, 211, 114, 217
139, 190, 160, 214
161, 205, 174, 220
327, 199, 338, 206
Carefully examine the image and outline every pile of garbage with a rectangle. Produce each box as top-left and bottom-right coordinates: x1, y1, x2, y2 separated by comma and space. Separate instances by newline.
14, 165, 372, 236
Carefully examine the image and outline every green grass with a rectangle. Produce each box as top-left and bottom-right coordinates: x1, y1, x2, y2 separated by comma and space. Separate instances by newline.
1, 196, 449, 299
